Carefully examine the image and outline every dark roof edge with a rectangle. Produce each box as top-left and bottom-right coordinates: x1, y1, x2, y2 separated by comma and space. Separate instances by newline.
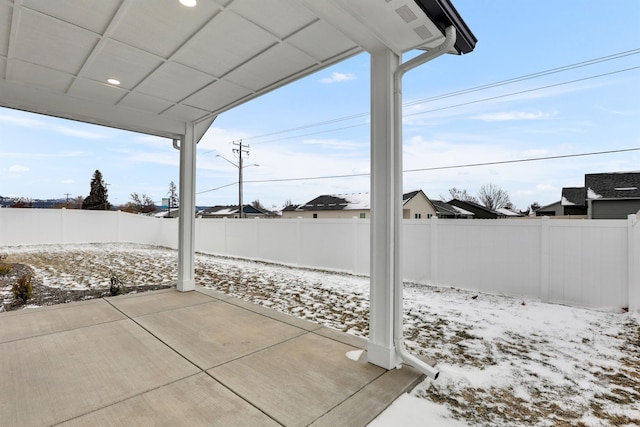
413, 0, 477, 54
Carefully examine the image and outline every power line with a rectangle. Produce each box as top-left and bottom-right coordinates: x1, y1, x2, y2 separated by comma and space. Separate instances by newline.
405, 66, 640, 119
236, 49, 640, 145
245, 65, 640, 146
199, 148, 640, 193
404, 48, 640, 107
219, 147, 640, 187
403, 147, 640, 173
196, 181, 237, 195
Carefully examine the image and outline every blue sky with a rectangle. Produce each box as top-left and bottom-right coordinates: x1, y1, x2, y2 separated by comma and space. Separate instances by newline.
1, 0, 639, 211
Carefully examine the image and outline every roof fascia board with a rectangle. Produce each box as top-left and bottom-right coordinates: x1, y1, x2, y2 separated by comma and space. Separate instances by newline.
413, 0, 477, 54
0, 79, 186, 139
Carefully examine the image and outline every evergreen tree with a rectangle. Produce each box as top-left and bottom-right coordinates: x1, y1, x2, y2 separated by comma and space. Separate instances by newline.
82, 170, 111, 210
168, 181, 178, 208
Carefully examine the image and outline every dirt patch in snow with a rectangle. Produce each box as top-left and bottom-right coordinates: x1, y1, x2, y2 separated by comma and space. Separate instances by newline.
1, 243, 638, 426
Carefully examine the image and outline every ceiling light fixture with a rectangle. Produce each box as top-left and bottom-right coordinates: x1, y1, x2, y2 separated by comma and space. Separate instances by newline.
107, 78, 121, 85
179, 0, 197, 7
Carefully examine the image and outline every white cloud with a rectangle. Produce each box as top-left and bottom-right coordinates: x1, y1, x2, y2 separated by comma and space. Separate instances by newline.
8, 164, 29, 173
0, 151, 88, 159
320, 72, 356, 84
52, 125, 107, 139
0, 112, 107, 139
301, 138, 363, 150
472, 111, 553, 122
0, 114, 43, 128
61, 179, 75, 184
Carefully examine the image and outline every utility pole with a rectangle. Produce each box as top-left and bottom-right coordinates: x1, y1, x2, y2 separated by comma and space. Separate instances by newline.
64, 193, 71, 208
232, 140, 249, 219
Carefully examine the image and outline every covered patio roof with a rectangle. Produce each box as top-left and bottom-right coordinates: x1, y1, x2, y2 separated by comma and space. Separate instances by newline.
1, 0, 476, 378
0, 0, 474, 139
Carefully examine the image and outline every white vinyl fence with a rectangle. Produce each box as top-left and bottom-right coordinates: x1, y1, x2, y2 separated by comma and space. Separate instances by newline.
1, 208, 638, 313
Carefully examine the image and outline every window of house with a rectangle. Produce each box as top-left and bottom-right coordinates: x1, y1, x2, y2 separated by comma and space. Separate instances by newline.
415, 213, 421, 219
360, 213, 366, 219
313, 213, 318, 219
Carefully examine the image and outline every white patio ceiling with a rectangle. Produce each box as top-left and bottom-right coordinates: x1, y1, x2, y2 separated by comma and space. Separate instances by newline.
0, 0, 474, 139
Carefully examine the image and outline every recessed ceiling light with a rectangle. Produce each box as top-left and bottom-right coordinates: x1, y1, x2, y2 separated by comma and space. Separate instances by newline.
107, 78, 121, 85
179, 0, 197, 7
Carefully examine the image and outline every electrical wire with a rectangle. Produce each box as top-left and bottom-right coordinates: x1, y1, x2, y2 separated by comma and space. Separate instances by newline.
231, 49, 640, 145
197, 50, 640, 194
192, 148, 640, 192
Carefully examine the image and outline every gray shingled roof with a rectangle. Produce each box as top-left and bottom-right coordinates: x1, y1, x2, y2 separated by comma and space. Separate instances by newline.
585, 172, 640, 199
294, 191, 424, 212
561, 187, 586, 206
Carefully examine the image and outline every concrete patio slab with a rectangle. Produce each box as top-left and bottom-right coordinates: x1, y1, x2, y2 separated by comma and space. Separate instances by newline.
309, 362, 423, 427
0, 299, 125, 343
209, 332, 385, 427
109, 287, 215, 317
0, 289, 424, 426
0, 319, 199, 427
59, 373, 280, 427
134, 300, 307, 370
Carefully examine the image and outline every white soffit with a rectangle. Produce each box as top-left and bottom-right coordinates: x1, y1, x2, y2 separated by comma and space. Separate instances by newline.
0, 0, 461, 139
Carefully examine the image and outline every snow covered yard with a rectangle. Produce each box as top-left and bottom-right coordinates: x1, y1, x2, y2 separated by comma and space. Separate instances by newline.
1, 243, 638, 427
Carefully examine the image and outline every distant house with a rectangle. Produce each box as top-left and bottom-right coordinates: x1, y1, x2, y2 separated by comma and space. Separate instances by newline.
431, 200, 474, 218
534, 201, 563, 217
495, 207, 525, 217
402, 190, 438, 219
561, 187, 588, 216
536, 171, 640, 219
586, 172, 640, 219
447, 199, 502, 219
150, 208, 179, 218
200, 205, 276, 219
281, 190, 437, 219
536, 188, 593, 217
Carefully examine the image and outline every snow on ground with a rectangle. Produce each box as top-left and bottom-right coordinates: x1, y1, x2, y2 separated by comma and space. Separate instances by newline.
2, 243, 639, 426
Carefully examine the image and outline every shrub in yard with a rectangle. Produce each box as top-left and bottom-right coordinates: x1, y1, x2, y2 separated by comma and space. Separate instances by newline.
0, 254, 11, 275
109, 272, 127, 296
12, 274, 33, 303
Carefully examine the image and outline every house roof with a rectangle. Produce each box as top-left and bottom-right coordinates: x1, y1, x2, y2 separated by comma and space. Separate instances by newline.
448, 198, 500, 218
296, 193, 370, 211
585, 172, 640, 200
536, 200, 561, 211
0, 0, 476, 140
431, 200, 474, 217
495, 207, 522, 217
402, 190, 426, 205
561, 187, 586, 206
201, 205, 272, 215
293, 190, 427, 212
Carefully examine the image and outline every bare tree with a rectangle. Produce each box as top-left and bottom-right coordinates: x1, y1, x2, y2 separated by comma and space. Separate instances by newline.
441, 187, 478, 203
127, 193, 157, 213
478, 183, 511, 210
251, 199, 264, 209
10, 197, 33, 208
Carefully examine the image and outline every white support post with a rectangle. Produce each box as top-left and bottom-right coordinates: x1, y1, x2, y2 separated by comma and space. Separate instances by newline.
367, 48, 403, 369
177, 123, 196, 292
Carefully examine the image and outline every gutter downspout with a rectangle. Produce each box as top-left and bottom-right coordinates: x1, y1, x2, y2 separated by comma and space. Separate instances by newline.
393, 26, 457, 380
